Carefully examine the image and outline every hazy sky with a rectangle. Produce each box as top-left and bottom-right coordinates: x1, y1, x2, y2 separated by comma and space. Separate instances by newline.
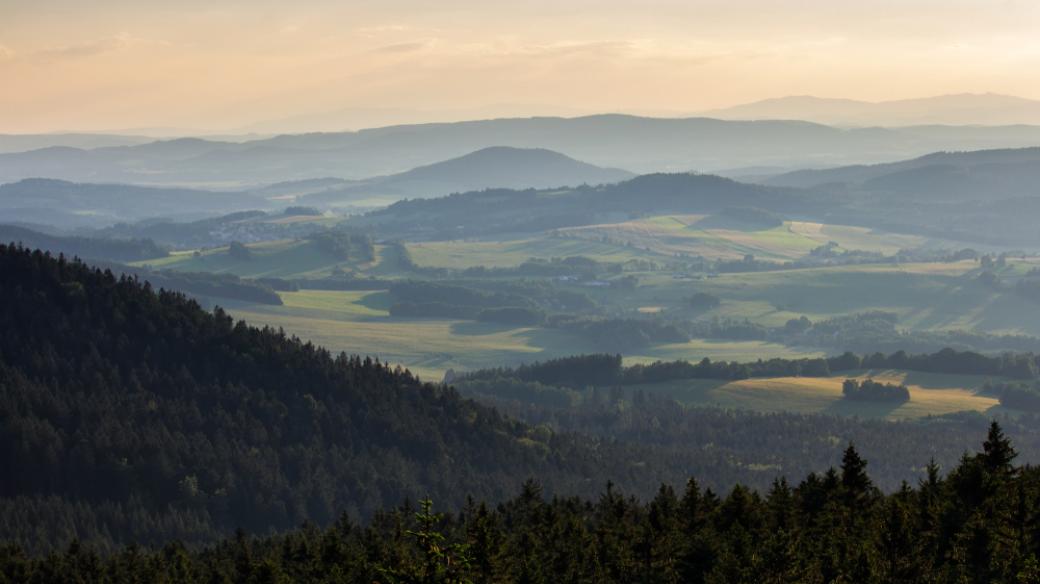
2, 0, 1039, 133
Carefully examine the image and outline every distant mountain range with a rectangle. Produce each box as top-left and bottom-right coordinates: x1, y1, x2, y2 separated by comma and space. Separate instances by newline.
0, 133, 155, 154
704, 93, 1040, 127
7, 141, 1040, 246
0, 147, 634, 228
356, 146, 1040, 247
302, 146, 634, 205
6, 115, 1040, 186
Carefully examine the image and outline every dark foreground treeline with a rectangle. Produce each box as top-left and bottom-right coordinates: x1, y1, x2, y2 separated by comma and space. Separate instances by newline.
2, 425, 1038, 584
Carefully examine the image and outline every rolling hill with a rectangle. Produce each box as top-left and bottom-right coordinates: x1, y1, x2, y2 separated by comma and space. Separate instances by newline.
753, 147, 1040, 246
353, 172, 812, 239
764, 147, 1040, 197
0, 178, 267, 228
303, 146, 634, 205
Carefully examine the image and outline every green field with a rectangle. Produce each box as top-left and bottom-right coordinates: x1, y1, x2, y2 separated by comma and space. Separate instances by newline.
631, 369, 1004, 420
226, 289, 820, 381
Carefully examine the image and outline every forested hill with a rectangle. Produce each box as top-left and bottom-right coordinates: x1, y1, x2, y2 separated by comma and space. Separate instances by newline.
356, 172, 810, 238
0, 245, 678, 552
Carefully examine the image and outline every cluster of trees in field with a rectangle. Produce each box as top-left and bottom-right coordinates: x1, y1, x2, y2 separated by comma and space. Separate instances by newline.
551, 315, 688, 351
309, 229, 375, 262
688, 292, 722, 311
841, 378, 911, 403
388, 280, 543, 322
387, 280, 599, 327
227, 240, 252, 261
7, 426, 1040, 583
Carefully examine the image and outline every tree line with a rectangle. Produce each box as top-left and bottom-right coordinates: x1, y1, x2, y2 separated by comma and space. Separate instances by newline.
3, 425, 1039, 583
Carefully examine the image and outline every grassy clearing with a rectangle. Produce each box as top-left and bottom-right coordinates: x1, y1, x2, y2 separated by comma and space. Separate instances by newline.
631, 369, 1002, 420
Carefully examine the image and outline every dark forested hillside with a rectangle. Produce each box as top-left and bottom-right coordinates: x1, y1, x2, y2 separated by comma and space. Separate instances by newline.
0, 245, 645, 552
8, 244, 1040, 566
5, 426, 1040, 583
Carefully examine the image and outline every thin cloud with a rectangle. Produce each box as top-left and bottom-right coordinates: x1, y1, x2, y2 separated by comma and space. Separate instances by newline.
370, 40, 433, 54
0, 44, 13, 60
502, 40, 635, 59
357, 24, 415, 36
33, 33, 162, 61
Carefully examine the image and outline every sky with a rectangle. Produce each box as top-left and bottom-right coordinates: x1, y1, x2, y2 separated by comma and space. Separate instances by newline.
1, 0, 1039, 134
